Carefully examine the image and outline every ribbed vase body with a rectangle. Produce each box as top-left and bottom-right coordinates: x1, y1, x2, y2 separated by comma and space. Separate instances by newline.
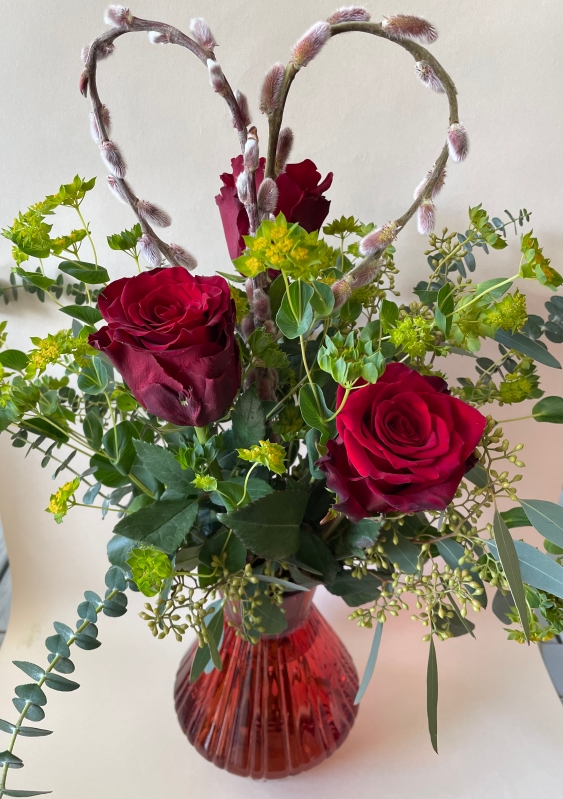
174, 591, 359, 779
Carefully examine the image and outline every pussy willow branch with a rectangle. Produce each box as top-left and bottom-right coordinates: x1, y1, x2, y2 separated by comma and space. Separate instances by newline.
265, 20, 459, 234
83, 13, 254, 262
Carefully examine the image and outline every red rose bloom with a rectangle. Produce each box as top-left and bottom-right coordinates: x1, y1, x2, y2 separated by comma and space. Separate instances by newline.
215, 155, 333, 259
318, 363, 487, 520
89, 267, 241, 428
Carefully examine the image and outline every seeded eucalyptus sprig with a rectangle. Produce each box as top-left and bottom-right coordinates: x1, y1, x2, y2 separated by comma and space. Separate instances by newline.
0, 566, 128, 798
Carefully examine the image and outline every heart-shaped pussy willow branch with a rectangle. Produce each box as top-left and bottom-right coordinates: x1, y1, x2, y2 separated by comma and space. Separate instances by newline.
81, 8, 255, 269
261, 15, 464, 302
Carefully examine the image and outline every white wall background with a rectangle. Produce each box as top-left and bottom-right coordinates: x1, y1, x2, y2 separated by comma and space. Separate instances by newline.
0, 3, 562, 798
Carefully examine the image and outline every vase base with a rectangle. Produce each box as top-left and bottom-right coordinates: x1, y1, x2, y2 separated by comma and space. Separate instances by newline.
174, 602, 359, 780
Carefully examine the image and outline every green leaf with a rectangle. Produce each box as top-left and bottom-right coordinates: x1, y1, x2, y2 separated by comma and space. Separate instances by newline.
492, 588, 514, 624
102, 597, 128, 618
327, 571, 382, 607
296, 528, 337, 583
531, 396, 563, 423
73, 634, 101, 650
47, 656, 75, 674
44, 634, 70, 658
310, 281, 335, 317
299, 382, 336, 446
14, 684, 47, 706
105, 566, 127, 591
435, 283, 455, 337
14, 268, 56, 291
59, 305, 103, 325
500, 507, 530, 529
354, 620, 383, 705
20, 417, 69, 444
426, 637, 439, 754
231, 386, 266, 449
474, 278, 512, 299
113, 499, 198, 554
211, 478, 272, 511
11, 702, 44, 722
77, 357, 108, 395
380, 298, 399, 331
305, 428, 325, 479
519, 499, 563, 547
132, 440, 196, 494
190, 601, 224, 682
464, 462, 488, 488
43, 674, 80, 692
491, 512, 530, 641
0, 720, 52, 738
2, 790, 52, 797
0, 751, 24, 769
253, 575, 309, 592
199, 528, 247, 575
218, 490, 308, 560
268, 274, 286, 320
13, 662, 45, 682
255, 595, 287, 635
102, 421, 136, 475
382, 531, 420, 574
276, 280, 314, 339
76, 601, 97, 623
58, 261, 109, 284
494, 329, 561, 369
83, 410, 103, 451
346, 519, 381, 553
488, 538, 563, 599
0, 350, 29, 372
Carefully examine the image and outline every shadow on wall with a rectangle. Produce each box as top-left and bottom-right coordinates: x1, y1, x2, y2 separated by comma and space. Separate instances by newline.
0, 519, 11, 648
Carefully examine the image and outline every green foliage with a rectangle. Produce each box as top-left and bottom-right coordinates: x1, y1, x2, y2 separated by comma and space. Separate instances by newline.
276, 279, 314, 339
107, 223, 142, 253
113, 499, 198, 554
231, 387, 266, 448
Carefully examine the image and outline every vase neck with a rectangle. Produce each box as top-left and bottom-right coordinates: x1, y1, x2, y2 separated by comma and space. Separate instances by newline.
225, 587, 316, 637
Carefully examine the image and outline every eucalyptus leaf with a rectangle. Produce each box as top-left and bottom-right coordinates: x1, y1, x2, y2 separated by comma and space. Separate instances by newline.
531, 396, 563, 423
253, 575, 309, 592
488, 538, 563, 599
276, 280, 314, 339
491, 512, 530, 640
12, 662, 45, 682
382, 531, 420, 574
77, 357, 108, 395
518, 499, 563, 547
354, 620, 383, 705
43, 674, 80, 692
254, 595, 287, 635
426, 638, 439, 754
299, 382, 336, 445
494, 329, 561, 369
11, 702, 44, 722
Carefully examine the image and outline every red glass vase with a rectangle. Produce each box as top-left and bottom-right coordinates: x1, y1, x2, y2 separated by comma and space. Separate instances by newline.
174, 589, 359, 779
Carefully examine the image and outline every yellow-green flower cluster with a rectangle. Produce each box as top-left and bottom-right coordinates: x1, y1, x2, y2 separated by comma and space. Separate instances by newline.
46, 477, 80, 524
127, 546, 173, 597
271, 403, 306, 441
390, 316, 435, 358
27, 330, 94, 377
485, 291, 527, 333
238, 440, 286, 475
192, 474, 218, 491
234, 213, 335, 282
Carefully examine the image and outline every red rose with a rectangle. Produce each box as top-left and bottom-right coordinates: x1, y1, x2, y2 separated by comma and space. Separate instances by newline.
319, 363, 487, 520
89, 267, 241, 428
215, 155, 333, 259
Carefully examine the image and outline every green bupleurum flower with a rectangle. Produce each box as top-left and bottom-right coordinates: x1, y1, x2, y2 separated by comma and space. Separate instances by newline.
237, 440, 286, 475
390, 316, 435, 358
46, 477, 80, 524
485, 291, 527, 333
192, 474, 218, 492
127, 546, 173, 597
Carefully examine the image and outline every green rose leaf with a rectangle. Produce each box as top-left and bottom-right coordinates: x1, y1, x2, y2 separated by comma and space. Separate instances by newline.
231, 386, 266, 449
113, 499, 198, 554
218, 490, 308, 560
133, 440, 197, 494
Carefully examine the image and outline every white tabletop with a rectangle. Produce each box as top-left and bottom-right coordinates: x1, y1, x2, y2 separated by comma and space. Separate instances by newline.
0, 435, 562, 799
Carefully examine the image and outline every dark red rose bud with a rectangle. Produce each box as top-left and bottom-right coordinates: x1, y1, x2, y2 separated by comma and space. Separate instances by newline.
318, 363, 486, 520
215, 155, 333, 259
89, 268, 241, 428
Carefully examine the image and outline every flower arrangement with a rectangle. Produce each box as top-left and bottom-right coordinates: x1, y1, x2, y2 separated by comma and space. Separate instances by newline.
1, 3, 563, 790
